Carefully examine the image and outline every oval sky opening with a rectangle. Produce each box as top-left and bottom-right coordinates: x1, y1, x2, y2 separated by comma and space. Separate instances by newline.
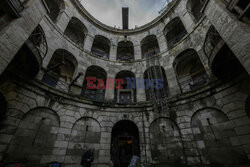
80, 0, 172, 29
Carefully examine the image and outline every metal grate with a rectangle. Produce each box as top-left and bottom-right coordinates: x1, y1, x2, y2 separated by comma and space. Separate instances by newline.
204, 26, 222, 59
146, 56, 169, 113
28, 25, 48, 59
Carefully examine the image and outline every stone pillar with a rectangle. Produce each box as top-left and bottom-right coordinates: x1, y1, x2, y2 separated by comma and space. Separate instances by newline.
53, 115, 75, 164
109, 44, 117, 61
84, 34, 94, 53
197, 48, 213, 78
42, 46, 57, 68
139, 119, 152, 165
134, 43, 142, 60
165, 67, 181, 96
104, 73, 115, 102
157, 33, 168, 52
69, 67, 86, 95
180, 11, 195, 33
98, 130, 111, 167
56, 10, 71, 32
136, 73, 146, 102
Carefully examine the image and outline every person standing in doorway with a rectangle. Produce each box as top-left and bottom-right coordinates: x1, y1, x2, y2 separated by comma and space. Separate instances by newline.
81, 148, 94, 167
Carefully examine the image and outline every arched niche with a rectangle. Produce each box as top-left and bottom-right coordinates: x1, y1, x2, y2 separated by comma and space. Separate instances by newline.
82, 66, 107, 102
143, 66, 169, 101
173, 49, 208, 93
42, 49, 77, 92
115, 71, 136, 104
149, 118, 185, 165
117, 41, 134, 61
65, 117, 101, 165
191, 108, 249, 165
3, 107, 60, 165
111, 120, 140, 167
164, 17, 187, 50
64, 17, 87, 49
187, 0, 205, 22
141, 35, 160, 59
91, 35, 111, 59
44, 0, 65, 22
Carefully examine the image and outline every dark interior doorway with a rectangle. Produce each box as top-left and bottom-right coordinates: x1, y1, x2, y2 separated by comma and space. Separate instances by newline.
111, 120, 140, 167
0, 93, 7, 122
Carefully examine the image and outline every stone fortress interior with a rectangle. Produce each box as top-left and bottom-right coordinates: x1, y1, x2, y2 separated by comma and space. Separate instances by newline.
0, 0, 250, 166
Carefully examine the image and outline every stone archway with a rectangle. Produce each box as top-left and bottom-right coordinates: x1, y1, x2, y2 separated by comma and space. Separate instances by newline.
191, 108, 249, 165
111, 120, 140, 167
3, 107, 60, 165
149, 117, 185, 165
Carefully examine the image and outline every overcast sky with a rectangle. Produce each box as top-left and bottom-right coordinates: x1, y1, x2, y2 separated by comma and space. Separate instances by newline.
80, 0, 169, 29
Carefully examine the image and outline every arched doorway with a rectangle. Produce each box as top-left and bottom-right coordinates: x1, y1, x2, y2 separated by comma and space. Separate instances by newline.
111, 120, 140, 167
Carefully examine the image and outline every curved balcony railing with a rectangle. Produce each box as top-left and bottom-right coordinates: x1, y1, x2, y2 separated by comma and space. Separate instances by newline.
42, 73, 70, 92
168, 30, 187, 49
178, 72, 209, 93
117, 54, 134, 61
91, 48, 109, 59
82, 89, 105, 102
143, 49, 159, 59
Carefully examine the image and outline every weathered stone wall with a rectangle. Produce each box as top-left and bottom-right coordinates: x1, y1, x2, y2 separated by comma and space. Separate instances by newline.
0, 0, 250, 166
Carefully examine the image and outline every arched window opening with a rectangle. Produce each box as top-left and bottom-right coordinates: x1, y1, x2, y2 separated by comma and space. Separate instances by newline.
150, 118, 185, 165
211, 44, 247, 80
44, 0, 64, 22
3, 108, 60, 165
91, 35, 110, 59
111, 120, 140, 167
246, 95, 250, 118
191, 108, 249, 165
164, 17, 187, 50
144, 66, 169, 101
141, 35, 160, 59
115, 71, 136, 104
42, 49, 77, 92
226, 0, 250, 24
117, 41, 134, 61
174, 49, 208, 93
187, 0, 205, 22
64, 17, 87, 49
82, 66, 107, 102
28, 25, 48, 59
